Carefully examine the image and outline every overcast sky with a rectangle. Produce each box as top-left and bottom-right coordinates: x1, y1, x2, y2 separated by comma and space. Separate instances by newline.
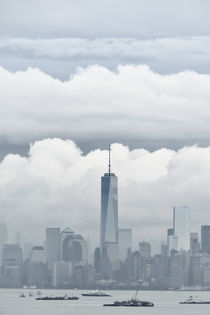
1, 0, 210, 249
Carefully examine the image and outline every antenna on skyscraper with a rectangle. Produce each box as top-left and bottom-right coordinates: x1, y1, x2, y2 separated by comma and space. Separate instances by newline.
108, 144, 111, 174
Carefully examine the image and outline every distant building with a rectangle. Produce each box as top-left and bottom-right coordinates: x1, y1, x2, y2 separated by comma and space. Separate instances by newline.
52, 261, 72, 287
100, 146, 119, 276
23, 243, 33, 259
139, 242, 151, 259
28, 246, 48, 287
46, 228, 60, 271
61, 228, 87, 263
2, 244, 22, 288
201, 225, 210, 254
118, 228, 132, 262
173, 206, 190, 251
15, 232, 21, 247
0, 223, 8, 266
190, 232, 200, 255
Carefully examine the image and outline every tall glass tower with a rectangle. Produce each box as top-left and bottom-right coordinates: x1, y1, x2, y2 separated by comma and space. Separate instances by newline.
100, 145, 119, 274
173, 206, 190, 251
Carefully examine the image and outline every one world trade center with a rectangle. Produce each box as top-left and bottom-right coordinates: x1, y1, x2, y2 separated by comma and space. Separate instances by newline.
100, 145, 119, 275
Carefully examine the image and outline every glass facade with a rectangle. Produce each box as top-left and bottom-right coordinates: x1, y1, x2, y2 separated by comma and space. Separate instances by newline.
173, 206, 190, 251
100, 172, 119, 267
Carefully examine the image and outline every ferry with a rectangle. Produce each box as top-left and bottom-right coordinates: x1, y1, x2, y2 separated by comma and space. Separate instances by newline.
180, 296, 210, 304
82, 290, 111, 297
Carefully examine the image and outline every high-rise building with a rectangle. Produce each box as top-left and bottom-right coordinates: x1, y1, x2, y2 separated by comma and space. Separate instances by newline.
60, 228, 87, 263
2, 244, 22, 288
119, 228, 132, 262
28, 246, 49, 288
100, 145, 119, 273
46, 228, 60, 271
139, 241, 151, 259
0, 223, 8, 266
167, 228, 178, 255
173, 206, 190, 251
201, 225, 210, 254
190, 232, 200, 255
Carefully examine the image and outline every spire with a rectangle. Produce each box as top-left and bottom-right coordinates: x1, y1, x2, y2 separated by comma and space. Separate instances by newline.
108, 144, 111, 175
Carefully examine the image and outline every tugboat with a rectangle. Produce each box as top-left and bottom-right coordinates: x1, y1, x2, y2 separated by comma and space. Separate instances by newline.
103, 290, 154, 307
82, 290, 111, 297
180, 296, 210, 304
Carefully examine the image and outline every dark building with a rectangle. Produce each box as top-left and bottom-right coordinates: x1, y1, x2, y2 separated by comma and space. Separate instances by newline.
201, 225, 210, 254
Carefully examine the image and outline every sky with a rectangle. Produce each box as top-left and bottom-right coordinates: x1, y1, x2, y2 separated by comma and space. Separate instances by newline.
1, 0, 210, 250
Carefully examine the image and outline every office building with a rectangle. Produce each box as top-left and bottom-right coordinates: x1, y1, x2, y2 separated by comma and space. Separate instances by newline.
167, 228, 178, 255
2, 244, 22, 287
28, 246, 48, 287
46, 228, 60, 271
173, 206, 190, 251
190, 232, 200, 255
61, 228, 87, 263
100, 145, 119, 273
139, 242, 151, 259
201, 225, 210, 254
119, 228, 132, 261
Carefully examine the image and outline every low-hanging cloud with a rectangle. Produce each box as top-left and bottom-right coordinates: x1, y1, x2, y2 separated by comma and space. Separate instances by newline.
0, 64, 210, 145
1, 138, 210, 252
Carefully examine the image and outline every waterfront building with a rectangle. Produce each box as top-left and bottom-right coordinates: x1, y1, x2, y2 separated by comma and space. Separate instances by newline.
100, 145, 119, 275
2, 244, 22, 287
28, 246, 48, 287
173, 206, 190, 251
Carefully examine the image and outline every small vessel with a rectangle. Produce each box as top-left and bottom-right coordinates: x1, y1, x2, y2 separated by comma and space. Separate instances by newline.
36, 294, 79, 301
19, 292, 26, 298
104, 299, 154, 307
103, 290, 154, 307
180, 296, 210, 304
82, 290, 111, 297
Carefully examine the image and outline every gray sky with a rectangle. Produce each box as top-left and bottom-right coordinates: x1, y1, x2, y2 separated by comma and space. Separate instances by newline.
1, 0, 210, 249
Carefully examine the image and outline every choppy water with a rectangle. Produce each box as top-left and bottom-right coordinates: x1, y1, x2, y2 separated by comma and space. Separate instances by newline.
1, 289, 210, 315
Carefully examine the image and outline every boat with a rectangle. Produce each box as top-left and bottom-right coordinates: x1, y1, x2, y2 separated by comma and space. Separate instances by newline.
103, 290, 154, 307
180, 296, 210, 304
36, 294, 79, 301
104, 299, 154, 307
81, 290, 111, 297
19, 292, 26, 298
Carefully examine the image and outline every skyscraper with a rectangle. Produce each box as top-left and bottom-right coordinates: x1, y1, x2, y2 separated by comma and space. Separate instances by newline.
201, 225, 210, 254
100, 145, 119, 273
173, 206, 190, 251
46, 228, 60, 271
119, 228, 132, 262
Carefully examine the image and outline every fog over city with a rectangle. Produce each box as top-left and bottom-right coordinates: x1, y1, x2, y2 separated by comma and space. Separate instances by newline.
1, 0, 210, 259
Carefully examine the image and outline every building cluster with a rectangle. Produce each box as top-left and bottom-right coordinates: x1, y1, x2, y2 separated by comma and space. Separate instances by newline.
1, 148, 210, 289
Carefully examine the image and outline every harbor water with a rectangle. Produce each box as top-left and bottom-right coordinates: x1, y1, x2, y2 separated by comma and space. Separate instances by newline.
1, 289, 210, 315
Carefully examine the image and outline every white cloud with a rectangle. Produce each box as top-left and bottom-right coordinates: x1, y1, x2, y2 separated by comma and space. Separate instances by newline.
1, 138, 210, 252
0, 64, 210, 144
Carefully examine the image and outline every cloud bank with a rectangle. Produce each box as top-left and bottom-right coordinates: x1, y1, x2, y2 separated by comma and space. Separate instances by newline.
1, 139, 210, 252
0, 64, 210, 145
